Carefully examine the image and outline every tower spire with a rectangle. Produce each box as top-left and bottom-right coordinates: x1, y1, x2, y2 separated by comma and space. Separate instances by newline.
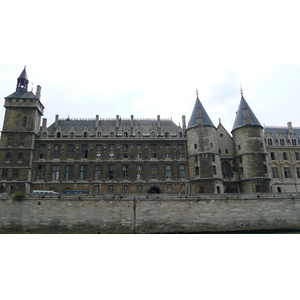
16, 66, 29, 92
240, 84, 243, 97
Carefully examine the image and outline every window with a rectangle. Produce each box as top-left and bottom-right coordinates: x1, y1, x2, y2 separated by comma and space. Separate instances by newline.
292, 139, 297, 146
239, 157, 242, 163
96, 144, 102, 151
271, 167, 278, 178
39, 153, 46, 159
66, 165, 74, 180
137, 185, 142, 191
165, 153, 171, 159
238, 145, 241, 150
110, 132, 115, 138
284, 167, 291, 178
151, 132, 155, 137
210, 143, 213, 148
280, 139, 285, 146
255, 185, 261, 193
137, 144, 142, 150
165, 132, 169, 137
271, 152, 275, 160
137, 132, 141, 137
42, 132, 47, 138
212, 166, 216, 175
67, 145, 74, 159
80, 165, 88, 180
81, 145, 88, 158
165, 145, 171, 150
37, 165, 45, 181
109, 165, 115, 180
194, 155, 198, 163
96, 153, 101, 159
54, 145, 61, 158
123, 153, 128, 159
52, 166, 60, 180
137, 153, 142, 159
123, 185, 128, 191
109, 153, 114, 159
283, 152, 288, 160
40, 144, 46, 151
211, 154, 215, 162
151, 165, 158, 179
166, 165, 171, 179
123, 144, 128, 151
56, 132, 61, 138
267, 139, 273, 145
2, 169, 8, 180
179, 153, 184, 158
137, 165, 142, 180
97, 132, 102, 138
109, 144, 114, 150
178, 132, 182, 137
225, 148, 228, 154
194, 144, 197, 149
95, 165, 101, 180
18, 153, 23, 162
123, 165, 128, 179
150, 144, 157, 150
179, 165, 185, 179
84, 132, 88, 138
70, 132, 74, 138
13, 169, 18, 180
222, 162, 233, 178
295, 153, 300, 161
22, 117, 27, 128
150, 153, 157, 159
123, 132, 128, 137
240, 167, 244, 176
297, 167, 300, 178
195, 166, 200, 176
9, 134, 14, 139
6, 152, 11, 162
178, 145, 184, 150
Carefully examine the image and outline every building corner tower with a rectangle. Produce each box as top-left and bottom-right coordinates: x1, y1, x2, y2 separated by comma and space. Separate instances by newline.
186, 91, 223, 193
0, 67, 44, 194
231, 90, 270, 193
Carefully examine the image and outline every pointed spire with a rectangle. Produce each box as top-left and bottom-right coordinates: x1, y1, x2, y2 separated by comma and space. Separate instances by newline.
187, 91, 214, 128
232, 90, 262, 131
16, 66, 29, 92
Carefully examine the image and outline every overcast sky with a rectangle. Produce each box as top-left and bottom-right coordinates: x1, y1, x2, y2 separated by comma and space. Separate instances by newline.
1, 1, 300, 134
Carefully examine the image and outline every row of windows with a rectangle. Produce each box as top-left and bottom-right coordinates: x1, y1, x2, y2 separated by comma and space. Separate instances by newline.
271, 167, 300, 179
35, 164, 186, 181
270, 152, 300, 161
266, 138, 298, 146
5, 152, 24, 162
44, 131, 184, 138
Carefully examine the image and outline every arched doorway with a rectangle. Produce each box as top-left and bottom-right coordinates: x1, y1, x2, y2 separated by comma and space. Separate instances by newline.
147, 186, 162, 194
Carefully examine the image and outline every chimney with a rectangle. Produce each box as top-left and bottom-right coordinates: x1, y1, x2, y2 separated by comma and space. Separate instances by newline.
131, 115, 134, 128
182, 115, 186, 130
36, 85, 42, 100
116, 115, 120, 128
157, 115, 161, 128
95, 115, 99, 128
55, 115, 59, 128
196, 108, 202, 125
42, 118, 47, 128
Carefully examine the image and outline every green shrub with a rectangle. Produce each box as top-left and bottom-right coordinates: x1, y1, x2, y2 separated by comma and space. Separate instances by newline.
13, 191, 25, 201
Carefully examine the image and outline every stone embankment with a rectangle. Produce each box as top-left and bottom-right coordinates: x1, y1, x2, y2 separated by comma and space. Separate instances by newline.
0, 193, 299, 233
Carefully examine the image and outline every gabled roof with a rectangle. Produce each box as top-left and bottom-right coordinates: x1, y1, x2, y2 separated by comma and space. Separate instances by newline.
232, 94, 262, 131
187, 96, 214, 128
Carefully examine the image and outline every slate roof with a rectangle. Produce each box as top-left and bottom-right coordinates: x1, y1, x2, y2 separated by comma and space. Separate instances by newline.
45, 118, 182, 137
5, 90, 37, 99
232, 95, 262, 131
264, 126, 300, 144
187, 96, 214, 128
18, 67, 28, 80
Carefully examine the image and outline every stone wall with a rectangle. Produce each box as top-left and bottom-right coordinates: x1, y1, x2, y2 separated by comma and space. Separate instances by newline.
1, 193, 300, 233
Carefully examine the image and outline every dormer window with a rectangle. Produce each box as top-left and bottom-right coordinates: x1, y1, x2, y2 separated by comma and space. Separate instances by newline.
70, 132, 74, 138
110, 132, 115, 138
56, 132, 61, 138
84, 132, 88, 138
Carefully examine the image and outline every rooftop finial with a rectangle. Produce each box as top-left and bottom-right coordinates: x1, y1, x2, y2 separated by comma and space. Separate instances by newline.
240, 84, 243, 97
196, 88, 199, 99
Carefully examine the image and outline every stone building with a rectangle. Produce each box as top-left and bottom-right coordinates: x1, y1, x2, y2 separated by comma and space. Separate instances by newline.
1, 68, 300, 194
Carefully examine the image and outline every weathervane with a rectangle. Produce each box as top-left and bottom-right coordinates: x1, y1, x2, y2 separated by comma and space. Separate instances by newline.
240, 84, 243, 96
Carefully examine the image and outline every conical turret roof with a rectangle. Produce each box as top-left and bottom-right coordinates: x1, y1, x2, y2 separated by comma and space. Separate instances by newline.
232, 93, 262, 131
187, 94, 214, 128
18, 66, 28, 80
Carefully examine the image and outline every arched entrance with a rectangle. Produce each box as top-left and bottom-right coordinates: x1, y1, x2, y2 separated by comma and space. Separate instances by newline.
147, 186, 162, 194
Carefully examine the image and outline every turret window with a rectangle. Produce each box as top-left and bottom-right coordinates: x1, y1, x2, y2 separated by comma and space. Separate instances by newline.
194, 144, 197, 149
22, 117, 27, 128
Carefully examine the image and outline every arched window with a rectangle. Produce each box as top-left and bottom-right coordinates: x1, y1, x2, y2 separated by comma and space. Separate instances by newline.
178, 132, 182, 138
42, 132, 47, 138
123, 132, 128, 137
151, 132, 156, 137
56, 132, 61, 138
221, 162, 233, 178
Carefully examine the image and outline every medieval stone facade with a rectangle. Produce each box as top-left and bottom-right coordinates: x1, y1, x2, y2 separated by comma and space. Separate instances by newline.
1, 68, 300, 194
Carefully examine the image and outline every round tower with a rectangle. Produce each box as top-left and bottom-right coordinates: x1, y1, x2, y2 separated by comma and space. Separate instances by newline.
186, 91, 223, 193
231, 90, 270, 193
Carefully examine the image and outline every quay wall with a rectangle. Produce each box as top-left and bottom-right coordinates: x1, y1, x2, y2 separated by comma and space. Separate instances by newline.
1, 193, 300, 233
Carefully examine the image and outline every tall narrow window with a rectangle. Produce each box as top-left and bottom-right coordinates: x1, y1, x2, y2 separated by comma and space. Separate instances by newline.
54, 145, 61, 158
284, 167, 291, 178
95, 165, 101, 180
52, 166, 60, 180
151, 165, 158, 179
179, 165, 185, 179
22, 117, 27, 128
37, 165, 45, 181
67, 145, 75, 159
18, 153, 23, 162
109, 165, 115, 180
272, 167, 278, 178
80, 165, 88, 180
2, 169, 8, 180
6, 152, 11, 162
81, 145, 88, 159
166, 165, 171, 179
13, 169, 19, 180
123, 165, 128, 180
66, 165, 74, 180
